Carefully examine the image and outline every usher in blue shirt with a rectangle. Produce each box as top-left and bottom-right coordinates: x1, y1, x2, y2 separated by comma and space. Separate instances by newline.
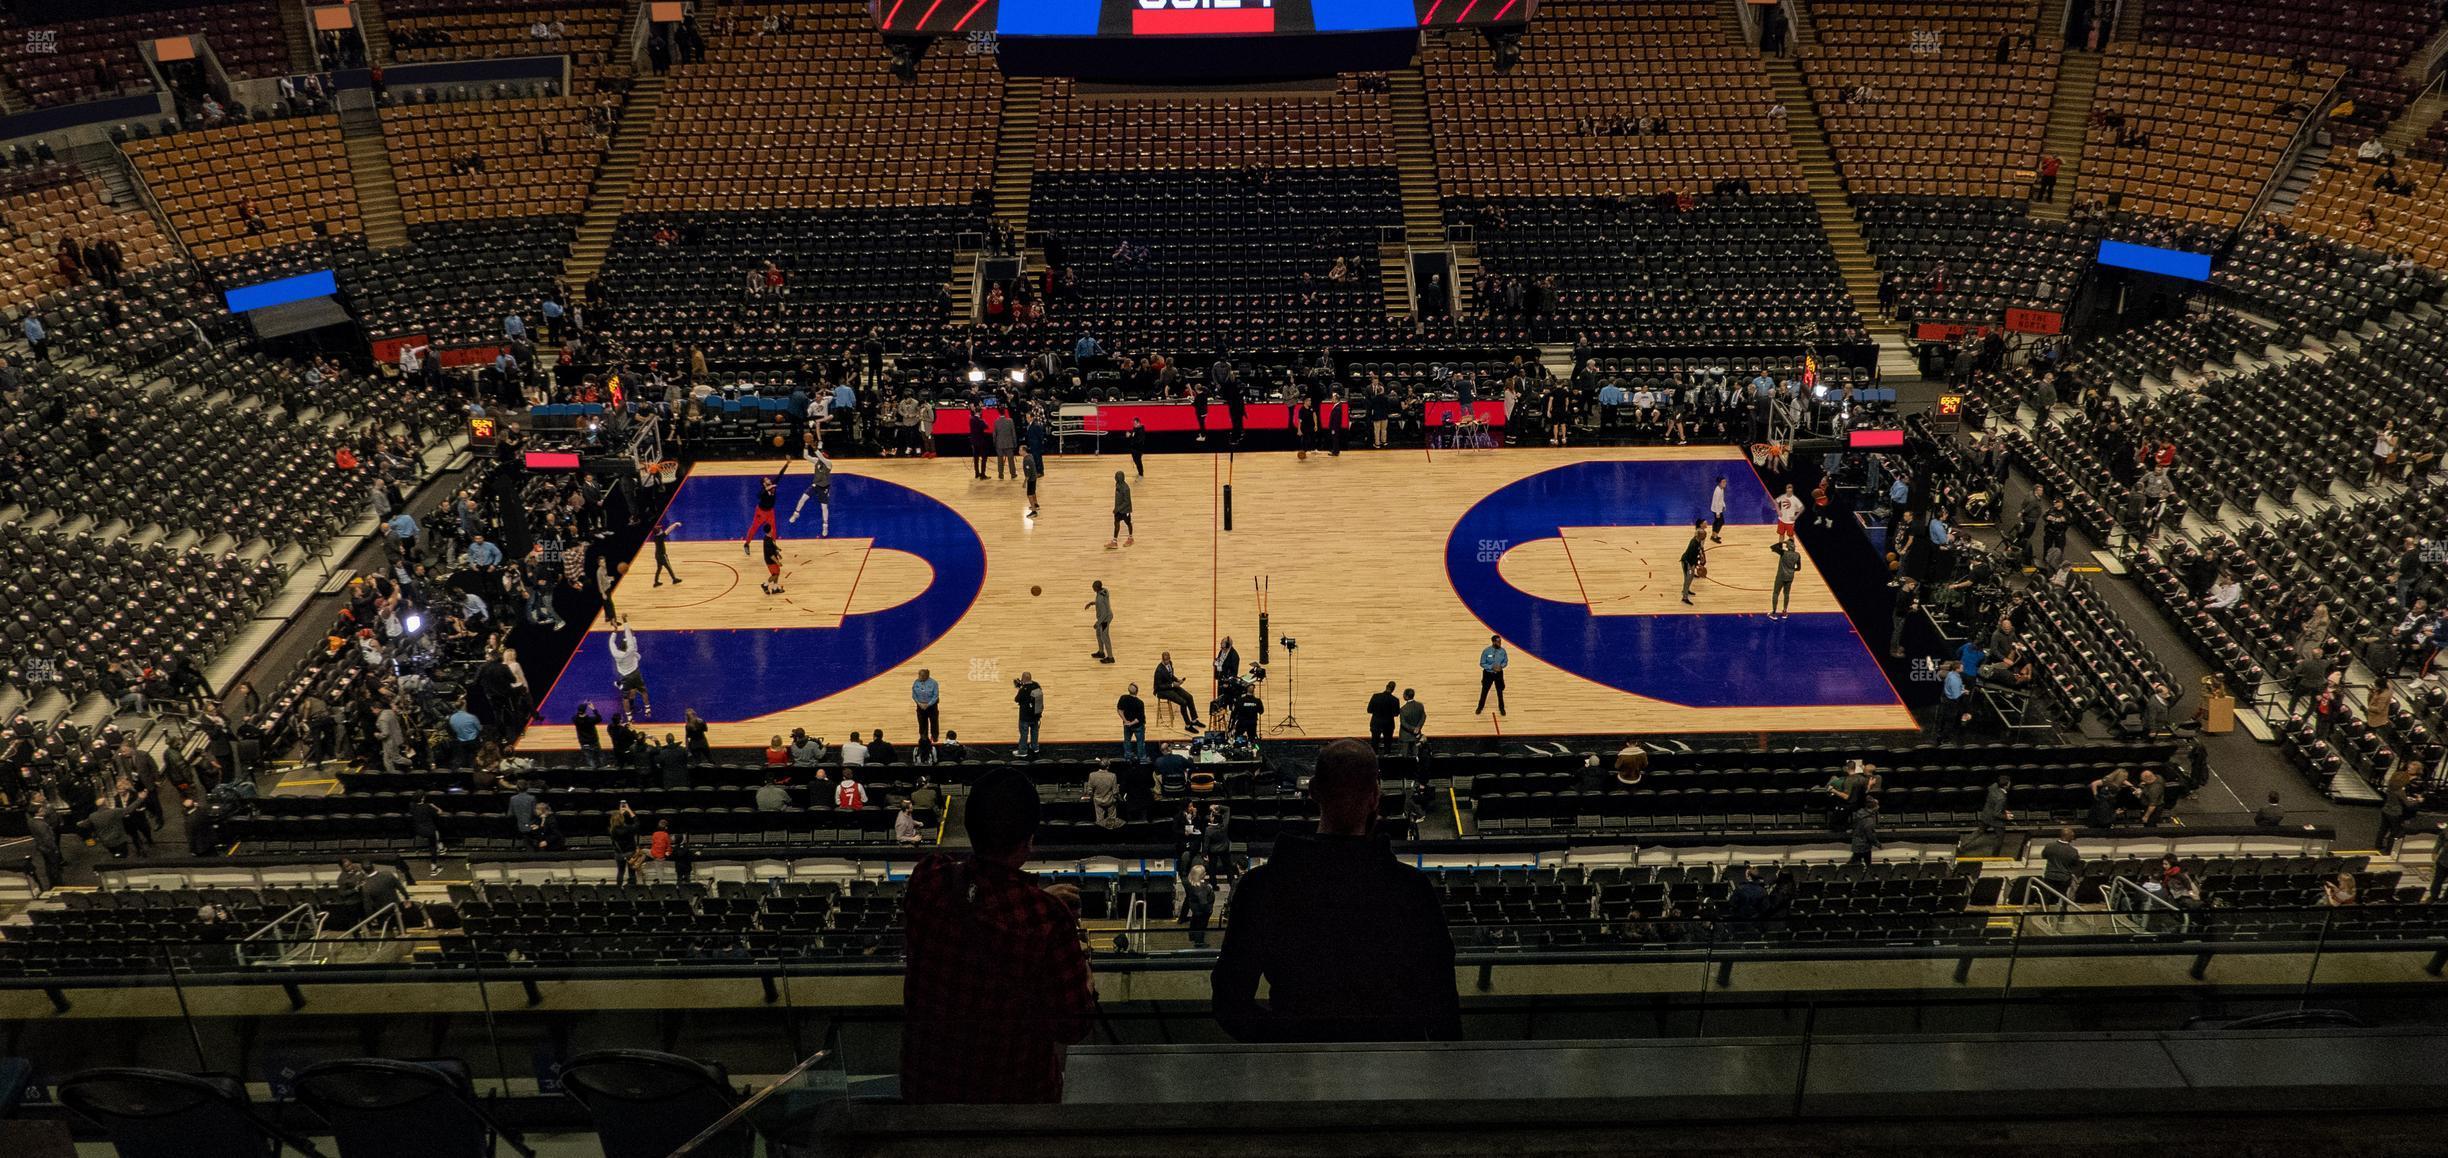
911, 677, 940, 707
1480, 645, 1509, 672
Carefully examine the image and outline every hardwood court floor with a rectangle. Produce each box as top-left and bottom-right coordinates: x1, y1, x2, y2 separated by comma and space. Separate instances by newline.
524, 445, 1913, 751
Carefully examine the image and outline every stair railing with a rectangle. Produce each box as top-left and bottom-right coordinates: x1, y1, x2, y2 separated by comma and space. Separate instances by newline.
2238, 71, 2342, 236
2409, 18, 2448, 85
2105, 876, 2191, 936
237, 903, 331, 967
112, 141, 199, 271
1732, 0, 1761, 47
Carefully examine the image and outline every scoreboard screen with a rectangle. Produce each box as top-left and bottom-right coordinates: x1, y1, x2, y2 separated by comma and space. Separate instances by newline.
875, 0, 1536, 37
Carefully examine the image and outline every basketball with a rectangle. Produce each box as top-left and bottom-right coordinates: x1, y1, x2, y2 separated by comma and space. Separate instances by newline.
771, 434, 787, 449
1029, 585, 1042, 596
617, 562, 629, 575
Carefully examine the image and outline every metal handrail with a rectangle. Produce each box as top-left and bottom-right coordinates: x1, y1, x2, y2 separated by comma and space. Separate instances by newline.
236, 903, 328, 967
2240, 70, 2344, 232
112, 139, 199, 272
667, 1048, 832, 1156
336, 902, 401, 940
2106, 875, 2189, 935
2404, 71, 2447, 158
2019, 876, 2078, 915
328, 902, 406, 964
11, 903, 2448, 1000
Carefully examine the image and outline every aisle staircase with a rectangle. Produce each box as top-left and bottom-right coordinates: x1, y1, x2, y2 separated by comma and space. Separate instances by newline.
988, 78, 1042, 242
356, 0, 395, 66
2375, 85, 2448, 154
1716, 0, 1749, 44
277, 0, 317, 71
961, 76, 1044, 323
1761, 57, 1885, 332
1452, 242, 1479, 315
559, 74, 665, 301
337, 108, 409, 251
1387, 68, 1444, 319
2110, 0, 2144, 46
0, 72, 29, 116
73, 141, 141, 209
1389, 69, 1443, 244
2260, 142, 2330, 218
2030, 0, 2101, 222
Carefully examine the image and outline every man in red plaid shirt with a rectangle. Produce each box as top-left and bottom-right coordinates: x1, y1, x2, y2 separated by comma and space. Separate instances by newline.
901, 769, 1095, 1103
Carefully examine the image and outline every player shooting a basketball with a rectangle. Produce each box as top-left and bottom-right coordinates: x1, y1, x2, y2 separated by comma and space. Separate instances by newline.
609, 620, 649, 719
790, 438, 833, 536
742, 459, 789, 552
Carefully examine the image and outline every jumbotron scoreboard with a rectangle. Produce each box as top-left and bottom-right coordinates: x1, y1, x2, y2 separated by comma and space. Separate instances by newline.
876, 0, 1535, 36
875, 0, 1539, 79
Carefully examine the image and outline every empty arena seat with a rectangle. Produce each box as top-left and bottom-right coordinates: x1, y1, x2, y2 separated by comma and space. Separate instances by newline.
2073, 44, 2340, 230
1800, 0, 2061, 201
122, 115, 365, 261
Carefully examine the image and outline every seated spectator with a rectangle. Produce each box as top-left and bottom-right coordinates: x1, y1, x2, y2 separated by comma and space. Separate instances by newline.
2156, 855, 2202, 906
789, 728, 826, 766
2206, 571, 2243, 609
2253, 792, 2286, 827
1613, 743, 1648, 786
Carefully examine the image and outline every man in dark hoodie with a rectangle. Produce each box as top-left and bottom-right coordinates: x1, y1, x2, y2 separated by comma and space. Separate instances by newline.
1211, 739, 1459, 1042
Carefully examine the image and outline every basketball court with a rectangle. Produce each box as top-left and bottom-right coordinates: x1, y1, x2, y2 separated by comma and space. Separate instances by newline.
524, 445, 1914, 749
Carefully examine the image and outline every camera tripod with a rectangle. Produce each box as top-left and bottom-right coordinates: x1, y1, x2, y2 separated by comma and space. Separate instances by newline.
1272, 640, 1303, 734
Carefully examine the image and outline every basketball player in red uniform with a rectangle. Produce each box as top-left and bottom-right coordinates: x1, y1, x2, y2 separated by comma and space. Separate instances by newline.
741, 461, 788, 552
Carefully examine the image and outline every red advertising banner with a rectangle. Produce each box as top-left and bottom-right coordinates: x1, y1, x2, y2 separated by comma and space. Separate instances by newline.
2004, 307, 2065, 335
1913, 322, 1992, 342
370, 334, 426, 366
373, 335, 508, 370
